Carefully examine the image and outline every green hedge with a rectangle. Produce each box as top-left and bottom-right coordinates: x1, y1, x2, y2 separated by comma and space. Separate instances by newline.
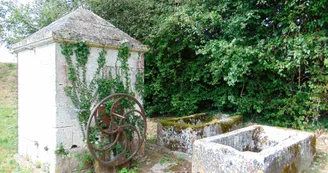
144, 0, 328, 129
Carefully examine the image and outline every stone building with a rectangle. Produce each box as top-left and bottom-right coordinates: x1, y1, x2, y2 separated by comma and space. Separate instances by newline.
12, 8, 148, 172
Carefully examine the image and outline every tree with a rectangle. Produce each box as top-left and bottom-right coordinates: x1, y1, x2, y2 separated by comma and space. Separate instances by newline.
0, 0, 79, 46
2, 0, 327, 129
144, 0, 328, 129
84, 0, 177, 41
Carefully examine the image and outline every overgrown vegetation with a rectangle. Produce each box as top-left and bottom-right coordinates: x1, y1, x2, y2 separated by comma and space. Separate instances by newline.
60, 42, 140, 129
55, 143, 69, 157
144, 0, 328, 130
61, 42, 99, 127
119, 167, 138, 173
60, 41, 145, 170
1, 0, 328, 130
73, 152, 94, 172
0, 63, 18, 172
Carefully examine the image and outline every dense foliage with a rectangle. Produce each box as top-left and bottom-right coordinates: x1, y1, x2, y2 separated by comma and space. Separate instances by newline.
0, 0, 79, 45
144, 0, 328, 129
2, 0, 327, 129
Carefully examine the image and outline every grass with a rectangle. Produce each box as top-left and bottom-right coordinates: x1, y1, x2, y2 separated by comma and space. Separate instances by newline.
159, 154, 174, 165
0, 63, 19, 173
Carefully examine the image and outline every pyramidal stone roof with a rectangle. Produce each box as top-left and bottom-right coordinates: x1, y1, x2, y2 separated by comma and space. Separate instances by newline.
12, 8, 149, 52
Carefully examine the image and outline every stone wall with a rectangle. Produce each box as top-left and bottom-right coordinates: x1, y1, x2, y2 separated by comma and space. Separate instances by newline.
157, 113, 242, 154
18, 43, 57, 172
17, 43, 144, 172
55, 44, 143, 150
192, 125, 316, 173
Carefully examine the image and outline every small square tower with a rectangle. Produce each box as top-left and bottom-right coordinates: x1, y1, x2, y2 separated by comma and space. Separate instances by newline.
12, 8, 148, 173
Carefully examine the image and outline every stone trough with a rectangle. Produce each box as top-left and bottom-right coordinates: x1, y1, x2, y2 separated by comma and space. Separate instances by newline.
192, 125, 316, 173
157, 113, 242, 154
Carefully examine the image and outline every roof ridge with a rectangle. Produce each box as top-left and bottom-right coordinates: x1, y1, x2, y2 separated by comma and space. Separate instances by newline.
12, 8, 149, 52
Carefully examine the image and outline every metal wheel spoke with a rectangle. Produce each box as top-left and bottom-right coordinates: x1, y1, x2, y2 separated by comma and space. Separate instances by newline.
86, 94, 147, 167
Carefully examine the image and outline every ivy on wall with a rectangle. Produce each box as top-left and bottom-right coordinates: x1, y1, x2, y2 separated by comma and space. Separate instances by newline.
60, 42, 143, 135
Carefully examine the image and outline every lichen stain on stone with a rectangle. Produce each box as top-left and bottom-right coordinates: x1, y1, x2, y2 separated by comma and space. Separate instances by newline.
159, 113, 242, 132
166, 139, 186, 152
293, 144, 300, 157
157, 113, 243, 153
159, 113, 213, 130
310, 135, 316, 155
282, 162, 298, 173
219, 115, 243, 133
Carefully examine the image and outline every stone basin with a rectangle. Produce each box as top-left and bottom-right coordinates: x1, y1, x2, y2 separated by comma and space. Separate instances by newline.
157, 113, 242, 154
192, 125, 316, 173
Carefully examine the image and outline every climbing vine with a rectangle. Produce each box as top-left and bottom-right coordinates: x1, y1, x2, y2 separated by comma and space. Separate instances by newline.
61, 42, 93, 128
118, 45, 131, 89
135, 54, 144, 97
135, 71, 144, 97
60, 42, 141, 136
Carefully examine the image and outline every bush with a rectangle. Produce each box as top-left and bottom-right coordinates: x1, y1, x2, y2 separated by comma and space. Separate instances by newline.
144, 0, 328, 129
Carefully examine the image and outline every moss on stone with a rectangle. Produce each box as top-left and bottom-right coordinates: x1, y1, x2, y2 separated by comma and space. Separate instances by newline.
219, 116, 243, 133
159, 113, 210, 127
158, 113, 243, 153
282, 162, 298, 173
252, 126, 264, 141
310, 135, 316, 155
294, 144, 300, 157
159, 113, 242, 133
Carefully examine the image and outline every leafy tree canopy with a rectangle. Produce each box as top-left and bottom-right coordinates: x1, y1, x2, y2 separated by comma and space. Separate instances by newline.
2, 0, 328, 129
0, 0, 79, 46
144, 0, 328, 129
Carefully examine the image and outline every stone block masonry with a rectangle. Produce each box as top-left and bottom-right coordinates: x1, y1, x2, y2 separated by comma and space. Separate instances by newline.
12, 8, 148, 173
157, 113, 242, 154
192, 125, 316, 173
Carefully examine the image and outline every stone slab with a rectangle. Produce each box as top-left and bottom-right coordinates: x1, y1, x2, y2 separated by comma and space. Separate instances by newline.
192, 125, 316, 173
157, 113, 242, 154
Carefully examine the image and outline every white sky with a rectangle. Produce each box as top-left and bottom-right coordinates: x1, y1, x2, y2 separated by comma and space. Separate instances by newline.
0, 45, 16, 63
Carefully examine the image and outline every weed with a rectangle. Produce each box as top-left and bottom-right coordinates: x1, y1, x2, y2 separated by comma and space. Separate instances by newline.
73, 151, 94, 172
35, 161, 41, 168
159, 154, 174, 165
12, 166, 33, 173
176, 154, 185, 161
55, 143, 68, 158
34, 141, 39, 147
119, 167, 138, 173
146, 134, 157, 144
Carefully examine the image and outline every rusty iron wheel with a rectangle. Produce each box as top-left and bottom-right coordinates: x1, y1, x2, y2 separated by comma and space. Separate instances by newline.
86, 93, 147, 167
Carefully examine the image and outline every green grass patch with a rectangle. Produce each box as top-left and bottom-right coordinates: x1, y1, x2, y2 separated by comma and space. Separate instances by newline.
0, 107, 18, 173
0, 63, 16, 80
0, 63, 19, 173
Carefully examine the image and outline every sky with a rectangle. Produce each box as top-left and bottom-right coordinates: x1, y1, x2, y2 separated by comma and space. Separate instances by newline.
0, 0, 33, 63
